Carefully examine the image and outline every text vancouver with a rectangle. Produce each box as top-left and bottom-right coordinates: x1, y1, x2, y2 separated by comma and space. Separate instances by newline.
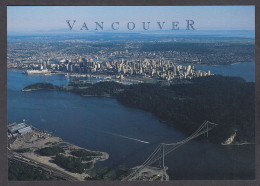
66, 20, 196, 30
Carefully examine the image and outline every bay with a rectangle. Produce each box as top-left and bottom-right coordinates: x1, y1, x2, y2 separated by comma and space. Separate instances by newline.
195, 62, 255, 82
7, 67, 255, 180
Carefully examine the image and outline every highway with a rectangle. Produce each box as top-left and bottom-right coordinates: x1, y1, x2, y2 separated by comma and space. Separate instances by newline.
8, 151, 79, 181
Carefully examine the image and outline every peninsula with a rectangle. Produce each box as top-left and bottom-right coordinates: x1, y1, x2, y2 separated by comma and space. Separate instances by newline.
22, 75, 255, 145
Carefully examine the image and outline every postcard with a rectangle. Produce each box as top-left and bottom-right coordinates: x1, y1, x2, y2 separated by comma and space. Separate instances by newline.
4, 4, 256, 183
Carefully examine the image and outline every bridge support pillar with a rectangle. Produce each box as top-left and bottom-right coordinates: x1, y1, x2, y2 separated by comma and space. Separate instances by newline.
206, 122, 208, 138
162, 144, 164, 168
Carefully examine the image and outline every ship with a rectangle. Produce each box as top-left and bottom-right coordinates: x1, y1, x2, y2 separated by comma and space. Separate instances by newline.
25, 69, 50, 74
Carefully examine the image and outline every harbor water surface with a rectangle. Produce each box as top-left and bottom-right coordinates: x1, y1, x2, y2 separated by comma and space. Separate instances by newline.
8, 62, 255, 179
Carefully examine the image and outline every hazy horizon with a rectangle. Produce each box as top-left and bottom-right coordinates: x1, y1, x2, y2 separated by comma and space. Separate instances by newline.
8, 6, 255, 33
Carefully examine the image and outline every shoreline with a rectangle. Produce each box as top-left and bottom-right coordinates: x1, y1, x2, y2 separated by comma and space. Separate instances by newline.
223, 142, 255, 146
22, 88, 59, 92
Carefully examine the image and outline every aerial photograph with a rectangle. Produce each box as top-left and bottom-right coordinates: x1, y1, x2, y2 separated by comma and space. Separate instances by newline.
7, 6, 255, 181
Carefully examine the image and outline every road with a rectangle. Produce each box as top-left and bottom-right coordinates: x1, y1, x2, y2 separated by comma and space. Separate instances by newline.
8, 151, 79, 181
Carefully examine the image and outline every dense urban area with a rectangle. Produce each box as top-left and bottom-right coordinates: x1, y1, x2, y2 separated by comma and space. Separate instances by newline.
8, 33, 254, 81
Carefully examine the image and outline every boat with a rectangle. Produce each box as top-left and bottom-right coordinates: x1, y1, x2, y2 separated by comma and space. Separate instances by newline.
25, 69, 50, 74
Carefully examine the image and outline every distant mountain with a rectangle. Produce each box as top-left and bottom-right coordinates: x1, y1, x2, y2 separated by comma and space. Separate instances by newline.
8, 29, 255, 38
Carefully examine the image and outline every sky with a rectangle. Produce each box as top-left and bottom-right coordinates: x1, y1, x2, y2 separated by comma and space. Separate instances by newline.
7, 6, 255, 33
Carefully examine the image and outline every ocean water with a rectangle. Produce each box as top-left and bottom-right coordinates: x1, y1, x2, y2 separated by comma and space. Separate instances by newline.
195, 62, 255, 82
7, 65, 255, 179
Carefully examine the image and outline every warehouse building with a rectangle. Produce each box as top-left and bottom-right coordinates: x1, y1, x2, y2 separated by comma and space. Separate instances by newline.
18, 126, 32, 134
8, 123, 26, 133
8, 121, 32, 135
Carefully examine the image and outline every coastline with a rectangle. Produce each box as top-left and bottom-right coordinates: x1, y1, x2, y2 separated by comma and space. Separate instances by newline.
22, 88, 59, 92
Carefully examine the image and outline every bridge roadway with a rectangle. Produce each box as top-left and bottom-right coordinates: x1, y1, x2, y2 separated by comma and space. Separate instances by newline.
8, 151, 79, 181
122, 121, 218, 181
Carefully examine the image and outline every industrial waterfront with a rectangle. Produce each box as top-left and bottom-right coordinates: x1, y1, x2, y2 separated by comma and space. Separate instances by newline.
8, 121, 109, 181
